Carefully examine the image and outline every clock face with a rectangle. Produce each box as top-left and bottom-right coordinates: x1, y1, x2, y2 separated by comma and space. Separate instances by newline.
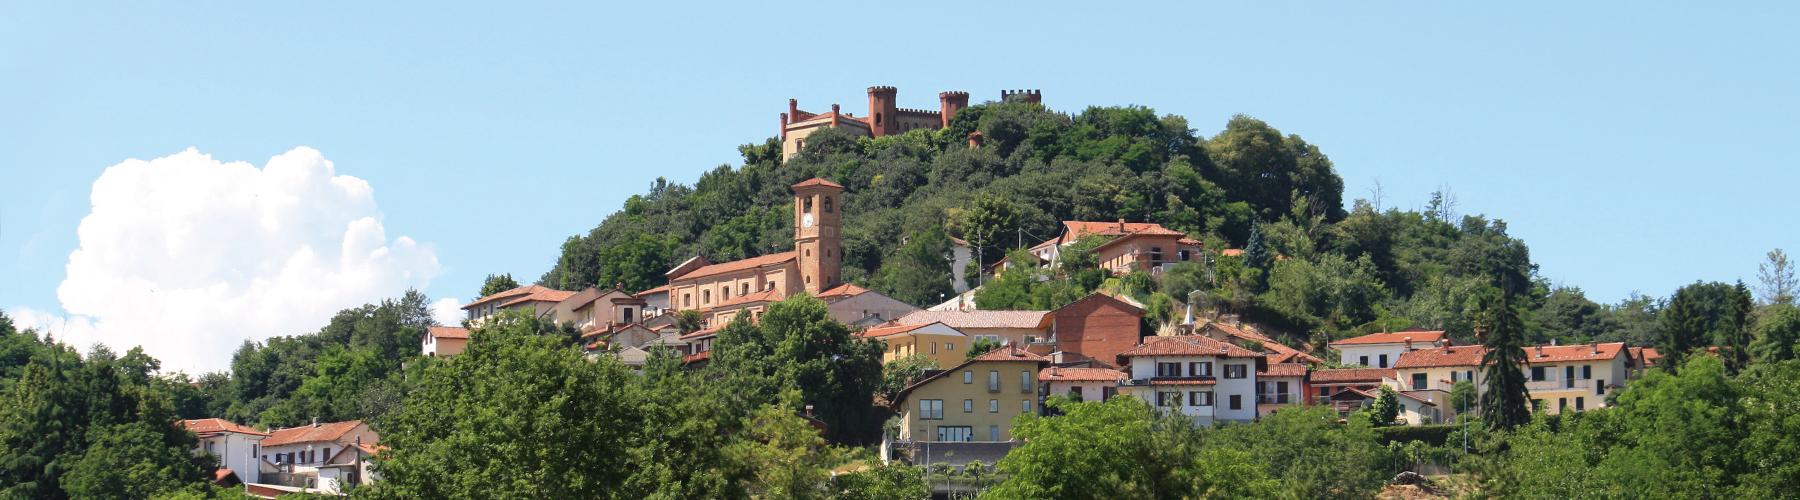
802, 213, 815, 228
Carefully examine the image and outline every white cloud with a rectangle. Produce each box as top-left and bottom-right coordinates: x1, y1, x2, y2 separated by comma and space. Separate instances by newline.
430, 297, 465, 327
45, 147, 442, 373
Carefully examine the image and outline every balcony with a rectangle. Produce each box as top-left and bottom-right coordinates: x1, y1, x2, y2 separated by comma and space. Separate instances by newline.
1526, 379, 1593, 392
1123, 376, 1216, 387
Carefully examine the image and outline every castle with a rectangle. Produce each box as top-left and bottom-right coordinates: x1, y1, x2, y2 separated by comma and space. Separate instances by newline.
779, 86, 1043, 159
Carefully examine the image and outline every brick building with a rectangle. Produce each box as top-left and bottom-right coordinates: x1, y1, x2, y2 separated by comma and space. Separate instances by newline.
1049, 293, 1145, 368
779, 86, 1042, 159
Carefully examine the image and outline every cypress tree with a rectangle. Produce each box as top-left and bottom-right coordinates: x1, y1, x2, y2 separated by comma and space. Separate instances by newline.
1478, 291, 1532, 430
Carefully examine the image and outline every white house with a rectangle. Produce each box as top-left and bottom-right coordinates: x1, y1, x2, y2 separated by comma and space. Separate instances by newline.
1117, 335, 1265, 425
256, 420, 380, 494
181, 418, 269, 484
1039, 366, 1127, 403
1328, 330, 1446, 369
421, 326, 470, 357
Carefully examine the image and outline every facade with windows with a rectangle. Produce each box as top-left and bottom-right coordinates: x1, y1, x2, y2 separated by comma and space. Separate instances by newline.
1039, 366, 1127, 403
1523, 342, 1631, 415
893, 347, 1047, 443
181, 418, 269, 484
858, 321, 969, 368
1117, 335, 1265, 425
1328, 330, 1447, 369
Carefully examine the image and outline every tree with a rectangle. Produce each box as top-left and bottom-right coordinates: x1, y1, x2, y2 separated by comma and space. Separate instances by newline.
479, 273, 521, 297
877, 354, 939, 403
874, 226, 954, 306
675, 309, 704, 334
831, 463, 928, 500
1660, 281, 1752, 373
965, 337, 1002, 361
1531, 286, 1607, 344
953, 194, 1021, 270
62, 422, 208, 500
710, 295, 886, 445
1757, 249, 1796, 306
1475, 291, 1532, 430
1750, 304, 1800, 364
723, 393, 841, 500
1449, 380, 1477, 417
1369, 386, 1401, 426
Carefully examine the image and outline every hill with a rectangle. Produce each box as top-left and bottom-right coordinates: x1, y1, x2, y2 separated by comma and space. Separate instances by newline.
539, 98, 1651, 348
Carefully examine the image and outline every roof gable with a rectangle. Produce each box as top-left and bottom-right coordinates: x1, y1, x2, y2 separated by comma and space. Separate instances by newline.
1329, 330, 1447, 347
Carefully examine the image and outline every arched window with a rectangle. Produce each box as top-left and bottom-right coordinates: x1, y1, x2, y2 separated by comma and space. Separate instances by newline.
875, 113, 882, 125
823, 196, 833, 213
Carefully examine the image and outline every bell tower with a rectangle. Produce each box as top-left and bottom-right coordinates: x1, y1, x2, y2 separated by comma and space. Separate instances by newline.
792, 178, 844, 294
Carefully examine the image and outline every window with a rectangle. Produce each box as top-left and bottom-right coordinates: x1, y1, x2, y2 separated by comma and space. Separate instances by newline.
1229, 394, 1242, 410
1150, 246, 1164, 262
1319, 386, 1330, 396
1597, 380, 1606, 395
1103, 386, 1118, 399
1359, 356, 1369, 366
1157, 391, 1182, 407
702, 290, 711, 305
323, 447, 332, 463
1276, 381, 1289, 396
1022, 399, 1033, 412
1581, 365, 1592, 379
252, 444, 258, 460
622, 307, 634, 322
1157, 362, 1181, 377
1189, 390, 1213, 406
1021, 371, 1032, 393
937, 426, 972, 442
988, 371, 1001, 391
964, 399, 974, 413
1412, 373, 1427, 391
1450, 371, 1459, 382
1179, 249, 1191, 261
683, 294, 691, 307
930, 342, 937, 354
1069, 388, 1084, 402
948, 342, 956, 353
989, 425, 1000, 441
919, 399, 944, 420
721, 287, 730, 300
1558, 398, 1567, 411
988, 399, 999, 413
1378, 354, 1389, 368
803, 196, 813, 212
1467, 370, 1475, 381
1225, 364, 1247, 379
823, 197, 833, 213
963, 371, 973, 384
1576, 397, 1586, 411
1531, 366, 1547, 381
1189, 361, 1213, 377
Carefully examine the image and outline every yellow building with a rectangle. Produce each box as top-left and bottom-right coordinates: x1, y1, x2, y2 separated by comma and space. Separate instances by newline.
1524, 342, 1631, 415
858, 321, 969, 368
894, 347, 1047, 442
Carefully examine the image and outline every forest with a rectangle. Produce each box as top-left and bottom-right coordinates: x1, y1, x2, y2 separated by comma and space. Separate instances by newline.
4, 97, 1799, 498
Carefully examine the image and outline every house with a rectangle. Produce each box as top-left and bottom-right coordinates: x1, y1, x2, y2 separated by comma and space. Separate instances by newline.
567, 286, 649, 332
256, 420, 380, 494
1391, 343, 1486, 421
1309, 368, 1396, 414
1254, 363, 1309, 417
1196, 321, 1324, 365
1328, 330, 1446, 369
1117, 335, 1265, 425
459, 284, 579, 325
1523, 342, 1631, 415
1028, 220, 1202, 274
817, 283, 920, 326
181, 418, 269, 485
1333, 387, 1443, 425
893, 346, 1047, 444
1047, 293, 1145, 368
895, 310, 1052, 348
313, 443, 380, 494
1039, 366, 1127, 403
634, 284, 672, 316
858, 321, 969, 368
421, 326, 470, 357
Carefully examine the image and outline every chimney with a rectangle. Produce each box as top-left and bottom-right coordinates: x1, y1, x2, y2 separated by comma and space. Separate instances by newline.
1404, 337, 1413, 351
311, 417, 319, 428
1535, 345, 1545, 358
1551, 339, 1558, 346
1591, 342, 1599, 355
1117, 218, 1126, 232
830, 104, 841, 127
1050, 367, 1061, 377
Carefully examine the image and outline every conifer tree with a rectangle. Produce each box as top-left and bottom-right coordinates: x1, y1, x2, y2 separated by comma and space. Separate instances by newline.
1476, 290, 1532, 430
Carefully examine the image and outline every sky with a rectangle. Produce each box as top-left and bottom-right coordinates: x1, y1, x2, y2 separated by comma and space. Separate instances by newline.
2, 2, 1796, 372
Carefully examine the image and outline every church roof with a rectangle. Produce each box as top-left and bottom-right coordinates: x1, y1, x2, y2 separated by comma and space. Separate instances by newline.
669, 251, 797, 282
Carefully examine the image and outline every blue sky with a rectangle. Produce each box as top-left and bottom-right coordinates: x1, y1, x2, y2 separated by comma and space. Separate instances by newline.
2, 2, 1797, 368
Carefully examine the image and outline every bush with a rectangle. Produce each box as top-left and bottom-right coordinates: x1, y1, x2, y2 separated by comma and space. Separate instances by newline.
1375, 424, 1461, 446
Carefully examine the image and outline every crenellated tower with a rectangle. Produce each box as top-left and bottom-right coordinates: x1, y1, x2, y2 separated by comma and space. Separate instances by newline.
867, 86, 899, 137
792, 178, 844, 293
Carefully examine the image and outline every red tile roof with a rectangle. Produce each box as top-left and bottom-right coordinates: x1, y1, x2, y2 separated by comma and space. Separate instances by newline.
1309, 368, 1396, 384
1394, 346, 1488, 369
857, 322, 937, 339
817, 283, 869, 300
791, 177, 845, 189
1038, 367, 1128, 382
1329, 330, 1447, 347
1060, 220, 1175, 240
896, 310, 1051, 330
262, 420, 363, 447
497, 288, 578, 308
427, 326, 469, 340
670, 251, 797, 282
1525, 342, 1626, 364
181, 418, 268, 437
462, 284, 556, 309
1202, 322, 1323, 364
1631, 346, 1663, 366
1219, 249, 1245, 257
634, 284, 672, 297
1258, 363, 1308, 378
678, 323, 727, 340
973, 346, 1049, 362
1118, 335, 1264, 359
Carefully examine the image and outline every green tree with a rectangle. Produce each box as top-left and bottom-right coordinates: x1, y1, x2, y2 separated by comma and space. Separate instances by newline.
479, 272, 521, 297
1751, 304, 1800, 364
1757, 248, 1796, 306
965, 337, 1002, 361
1369, 386, 1401, 426
1449, 380, 1477, 417
831, 463, 928, 500
723, 393, 841, 500
874, 225, 954, 306
62, 422, 208, 500
1660, 281, 1752, 373
675, 309, 704, 334
710, 295, 885, 445
877, 354, 939, 403
1475, 291, 1532, 430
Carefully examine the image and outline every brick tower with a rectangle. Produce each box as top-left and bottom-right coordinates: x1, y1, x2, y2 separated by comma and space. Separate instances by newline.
867, 86, 898, 137
792, 178, 844, 293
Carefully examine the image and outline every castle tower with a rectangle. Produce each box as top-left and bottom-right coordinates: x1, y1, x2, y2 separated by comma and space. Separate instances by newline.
792, 178, 845, 294
867, 86, 898, 137
939, 91, 970, 128
1000, 89, 1043, 104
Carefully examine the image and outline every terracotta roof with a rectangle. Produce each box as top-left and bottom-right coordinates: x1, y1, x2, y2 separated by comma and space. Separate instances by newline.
857, 322, 936, 339
497, 288, 578, 309
671, 251, 797, 282
897, 310, 1050, 330
427, 326, 469, 340
713, 288, 783, 309
792, 177, 845, 189
1394, 346, 1488, 369
1118, 335, 1264, 359
1060, 220, 1176, 240
1329, 330, 1446, 347
1631, 346, 1663, 366
1310, 368, 1396, 384
1258, 363, 1308, 378
1177, 237, 1204, 246
817, 283, 869, 300
1038, 367, 1128, 382
1202, 322, 1322, 365
262, 420, 363, 447
1525, 342, 1626, 364
678, 323, 727, 340
182, 418, 268, 437
635, 284, 672, 297
973, 346, 1049, 363
1220, 249, 1244, 257
462, 284, 556, 309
